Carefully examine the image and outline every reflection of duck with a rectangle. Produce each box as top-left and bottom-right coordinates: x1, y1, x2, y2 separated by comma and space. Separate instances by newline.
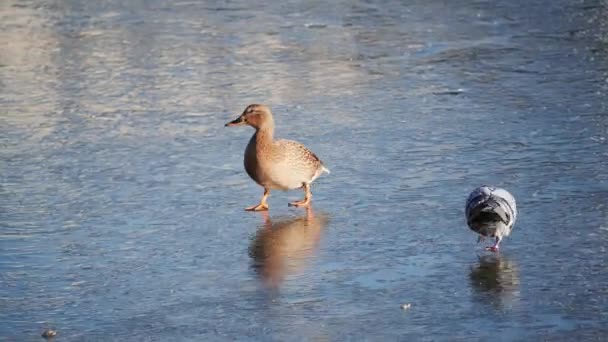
469, 255, 520, 309
225, 104, 329, 211
248, 208, 329, 288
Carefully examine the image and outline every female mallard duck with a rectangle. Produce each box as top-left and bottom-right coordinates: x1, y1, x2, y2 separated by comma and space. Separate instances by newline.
225, 104, 329, 211
465, 186, 517, 252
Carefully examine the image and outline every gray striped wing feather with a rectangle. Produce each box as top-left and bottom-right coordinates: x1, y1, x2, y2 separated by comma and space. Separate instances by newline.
466, 186, 517, 238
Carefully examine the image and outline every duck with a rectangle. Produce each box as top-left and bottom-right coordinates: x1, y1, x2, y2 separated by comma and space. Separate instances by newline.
465, 186, 517, 252
225, 104, 329, 211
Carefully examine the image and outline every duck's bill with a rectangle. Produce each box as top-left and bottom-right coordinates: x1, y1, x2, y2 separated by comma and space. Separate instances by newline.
225, 117, 244, 127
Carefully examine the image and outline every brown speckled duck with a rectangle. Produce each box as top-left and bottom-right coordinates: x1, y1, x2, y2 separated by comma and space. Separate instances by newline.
225, 104, 329, 211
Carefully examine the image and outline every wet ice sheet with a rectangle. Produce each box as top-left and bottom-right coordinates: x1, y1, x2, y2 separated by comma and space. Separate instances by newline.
1, 0, 607, 340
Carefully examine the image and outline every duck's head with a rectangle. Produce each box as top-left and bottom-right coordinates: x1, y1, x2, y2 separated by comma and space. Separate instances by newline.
225, 104, 274, 129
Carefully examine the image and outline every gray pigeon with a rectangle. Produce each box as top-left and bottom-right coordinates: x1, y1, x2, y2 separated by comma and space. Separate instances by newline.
465, 186, 517, 252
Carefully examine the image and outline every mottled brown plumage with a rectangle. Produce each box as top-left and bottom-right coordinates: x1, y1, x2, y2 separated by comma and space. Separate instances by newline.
226, 104, 329, 211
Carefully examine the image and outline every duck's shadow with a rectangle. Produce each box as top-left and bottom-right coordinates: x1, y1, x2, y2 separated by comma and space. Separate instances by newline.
248, 208, 330, 289
469, 254, 520, 309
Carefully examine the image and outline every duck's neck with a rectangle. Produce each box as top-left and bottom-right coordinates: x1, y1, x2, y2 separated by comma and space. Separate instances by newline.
254, 125, 274, 147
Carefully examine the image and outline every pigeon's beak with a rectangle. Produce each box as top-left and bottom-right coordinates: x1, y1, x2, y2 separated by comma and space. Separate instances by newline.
225, 116, 245, 127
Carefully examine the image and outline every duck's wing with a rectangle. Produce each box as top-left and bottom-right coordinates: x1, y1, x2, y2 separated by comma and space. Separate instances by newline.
274, 139, 325, 170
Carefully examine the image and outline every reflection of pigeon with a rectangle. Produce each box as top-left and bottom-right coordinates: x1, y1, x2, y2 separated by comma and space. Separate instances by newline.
41, 328, 58, 339
469, 255, 520, 309
465, 186, 517, 252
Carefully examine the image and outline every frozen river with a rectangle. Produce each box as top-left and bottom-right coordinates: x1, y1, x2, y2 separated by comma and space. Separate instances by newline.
1, 0, 607, 340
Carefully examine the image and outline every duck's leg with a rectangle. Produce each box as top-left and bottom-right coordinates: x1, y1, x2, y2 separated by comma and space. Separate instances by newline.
288, 183, 311, 208
245, 188, 270, 211
485, 236, 501, 252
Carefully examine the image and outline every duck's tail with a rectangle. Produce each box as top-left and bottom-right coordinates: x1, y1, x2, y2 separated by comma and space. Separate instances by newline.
311, 164, 330, 183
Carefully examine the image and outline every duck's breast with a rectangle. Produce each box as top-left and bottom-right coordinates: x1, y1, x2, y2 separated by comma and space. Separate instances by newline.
244, 135, 263, 185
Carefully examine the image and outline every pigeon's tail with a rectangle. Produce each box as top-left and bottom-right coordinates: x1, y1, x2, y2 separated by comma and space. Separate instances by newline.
466, 186, 517, 238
